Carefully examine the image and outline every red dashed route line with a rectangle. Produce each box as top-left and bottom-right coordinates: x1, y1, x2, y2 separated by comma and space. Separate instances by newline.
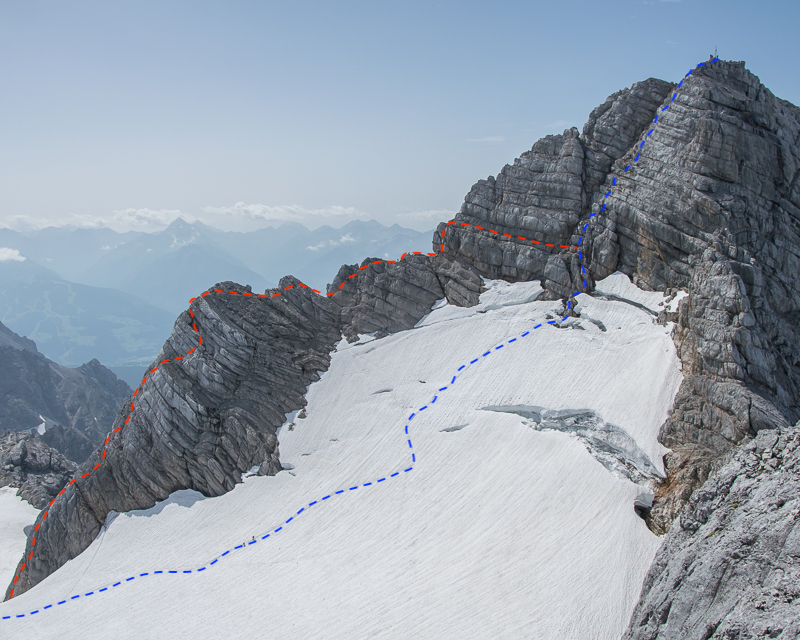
442, 220, 577, 249
8, 230, 572, 597
9, 87, 672, 598
6, 55, 720, 608
8, 224, 582, 598
8, 247, 478, 597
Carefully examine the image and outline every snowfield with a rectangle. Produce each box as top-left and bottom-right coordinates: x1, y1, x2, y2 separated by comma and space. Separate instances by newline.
0, 275, 684, 639
0, 488, 38, 591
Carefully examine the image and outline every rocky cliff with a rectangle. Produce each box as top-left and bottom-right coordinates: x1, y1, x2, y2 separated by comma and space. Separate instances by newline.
0, 320, 132, 464
435, 59, 800, 537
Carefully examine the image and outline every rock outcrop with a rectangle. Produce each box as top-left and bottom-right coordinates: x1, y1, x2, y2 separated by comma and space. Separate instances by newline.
434, 77, 673, 290
5, 260, 482, 599
624, 425, 800, 639
0, 320, 132, 464
0, 432, 77, 509
6, 59, 799, 633
436, 59, 800, 535
329, 254, 484, 341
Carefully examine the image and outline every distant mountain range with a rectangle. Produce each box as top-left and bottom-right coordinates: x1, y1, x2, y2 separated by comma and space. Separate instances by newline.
0, 258, 176, 387
0, 319, 131, 465
0, 220, 433, 385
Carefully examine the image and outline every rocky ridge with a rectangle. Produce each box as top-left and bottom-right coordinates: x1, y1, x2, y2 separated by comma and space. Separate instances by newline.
5, 257, 482, 599
4, 58, 799, 640
435, 59, 800, 536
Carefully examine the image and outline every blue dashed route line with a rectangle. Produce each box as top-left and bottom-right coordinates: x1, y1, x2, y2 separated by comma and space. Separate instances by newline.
2, 311, 571, 620
2, 56, 718, 622
575, 57, 719, 294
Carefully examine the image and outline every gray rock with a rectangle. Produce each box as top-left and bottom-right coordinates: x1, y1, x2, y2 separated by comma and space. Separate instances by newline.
0, 346, 72, 435
624, 425, 800, 639
329, 254, 483, 341
0, 321, 132, 463
6, 60, 800, 626
4, 258, 483, 599
434, 77, 673, 285
0, 432, 77, 509
0, 320, 38, 353
439, 60, 800, 534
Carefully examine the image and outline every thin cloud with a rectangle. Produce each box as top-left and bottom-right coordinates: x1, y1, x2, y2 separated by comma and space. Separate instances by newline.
200, 203, 366, 230
0, 204, 370, 234
105, 208, 191, 232
307, 233, 357, 251
544, 119, 571, 132
467, 136, 505, 143
0, 209, 189, 233
0, 248, 26, 262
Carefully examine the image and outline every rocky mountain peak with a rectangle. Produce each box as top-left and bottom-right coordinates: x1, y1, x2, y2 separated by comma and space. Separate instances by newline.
435, 58, 800, 534
5, 60, 799, 638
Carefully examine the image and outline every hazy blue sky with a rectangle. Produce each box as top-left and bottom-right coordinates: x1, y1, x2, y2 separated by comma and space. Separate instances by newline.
1, 0, 798, 232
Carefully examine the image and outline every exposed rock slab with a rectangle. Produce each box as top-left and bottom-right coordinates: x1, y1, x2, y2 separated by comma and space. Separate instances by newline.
624, 425, 800, 639
0, 432, 77, 510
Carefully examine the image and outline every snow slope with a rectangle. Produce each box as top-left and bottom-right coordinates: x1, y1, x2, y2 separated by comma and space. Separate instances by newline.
0, 488, 38, 591
0, 274, 683, 639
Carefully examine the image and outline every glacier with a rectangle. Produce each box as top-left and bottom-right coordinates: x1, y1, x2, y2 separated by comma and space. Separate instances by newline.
0, 274, 684, 639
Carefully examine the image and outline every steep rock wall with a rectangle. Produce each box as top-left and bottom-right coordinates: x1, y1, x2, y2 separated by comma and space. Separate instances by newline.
624, 425, 800, 639
436, 59, 800, 533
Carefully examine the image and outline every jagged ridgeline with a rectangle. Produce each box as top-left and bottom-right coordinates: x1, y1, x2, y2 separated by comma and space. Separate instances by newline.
6, 59, 800, 634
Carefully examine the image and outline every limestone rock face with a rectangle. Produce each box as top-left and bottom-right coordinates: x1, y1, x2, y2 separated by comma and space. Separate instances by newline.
0, 432, 77, 509
624, 425, 800, 639
329, 254, 483, 341
5, 258, 482, 599
434, 77, 673, 286
438, 60, 800, 534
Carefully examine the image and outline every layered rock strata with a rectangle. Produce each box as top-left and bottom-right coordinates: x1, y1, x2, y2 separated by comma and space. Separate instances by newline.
7, 60, 799, 625
5, 259, 482, 599
624, 425, 800, 639
437, 59, 800, 533
329, 254, 484, 341
434, 77, 673, 290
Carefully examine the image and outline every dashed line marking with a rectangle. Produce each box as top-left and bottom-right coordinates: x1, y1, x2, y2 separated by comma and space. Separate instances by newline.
4, 55, 719, 616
